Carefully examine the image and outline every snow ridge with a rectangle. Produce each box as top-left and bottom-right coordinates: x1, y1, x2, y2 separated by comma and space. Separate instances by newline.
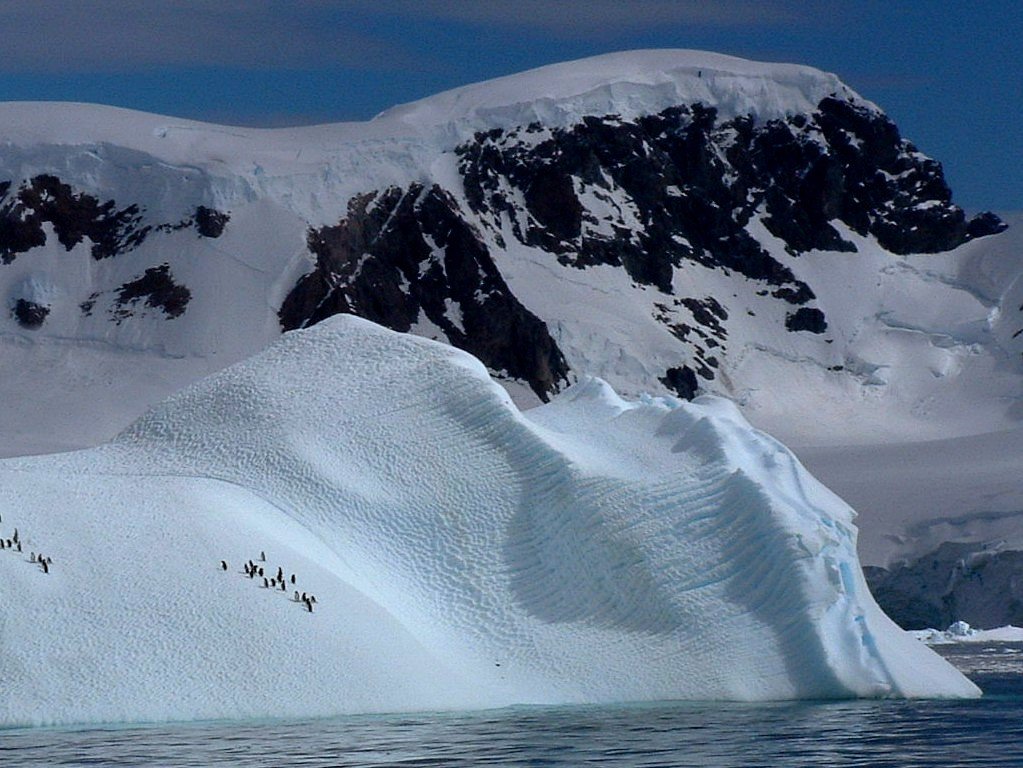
379, 49, 867, 140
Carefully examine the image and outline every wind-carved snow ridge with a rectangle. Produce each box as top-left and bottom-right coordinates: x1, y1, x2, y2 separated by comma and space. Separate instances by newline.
0, 316, 976, 727
379, 49, 867, 141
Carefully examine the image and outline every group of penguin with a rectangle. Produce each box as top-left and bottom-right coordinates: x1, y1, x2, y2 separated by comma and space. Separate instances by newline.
0, 516, 49, 573
221, 550, 318, 613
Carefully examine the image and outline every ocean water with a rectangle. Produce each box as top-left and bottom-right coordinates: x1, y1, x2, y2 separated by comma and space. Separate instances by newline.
3, 645, 1022, 768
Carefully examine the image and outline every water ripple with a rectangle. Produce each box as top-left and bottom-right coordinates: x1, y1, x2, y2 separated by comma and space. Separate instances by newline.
3, 678, 1023, 768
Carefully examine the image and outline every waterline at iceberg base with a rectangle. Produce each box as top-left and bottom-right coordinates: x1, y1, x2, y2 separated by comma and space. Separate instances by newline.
0, 316, 976, 727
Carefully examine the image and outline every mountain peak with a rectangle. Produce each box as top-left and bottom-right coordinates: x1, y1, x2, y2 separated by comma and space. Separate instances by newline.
377, 49, 870, 139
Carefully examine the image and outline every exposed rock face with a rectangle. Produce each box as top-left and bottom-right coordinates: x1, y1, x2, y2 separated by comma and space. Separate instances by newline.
193, 206, 229, 238
0, 175, 224, 328
659, 365, 699, 400
275, 96, 1002, 401
0, 175, 149, 263
810, 98, 1000, 254
11, 298, 49, 329
456, 98, 1000, 285
457, 107, 817, 301
112, 264, 191, 321
786, 307, 828, 334
866, 543, 1023, 630
279, 184, 569, 400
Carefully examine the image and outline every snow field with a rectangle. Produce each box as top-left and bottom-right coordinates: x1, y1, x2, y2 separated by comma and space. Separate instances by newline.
0, 316, 977, 727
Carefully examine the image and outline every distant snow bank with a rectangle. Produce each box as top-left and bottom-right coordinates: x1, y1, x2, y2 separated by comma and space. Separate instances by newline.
0, 316, 976, 728
913, 622, 1023, 645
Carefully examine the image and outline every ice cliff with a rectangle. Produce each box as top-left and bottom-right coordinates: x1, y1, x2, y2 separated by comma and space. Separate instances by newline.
0, 316, 977, 727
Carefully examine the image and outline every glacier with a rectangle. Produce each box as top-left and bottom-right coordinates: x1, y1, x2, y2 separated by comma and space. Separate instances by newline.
0, 315, 976, 727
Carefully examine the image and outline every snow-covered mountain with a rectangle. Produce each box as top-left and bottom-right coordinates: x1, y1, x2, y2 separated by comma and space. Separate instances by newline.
0, 316, 977, 727
0, 50, 1019, 629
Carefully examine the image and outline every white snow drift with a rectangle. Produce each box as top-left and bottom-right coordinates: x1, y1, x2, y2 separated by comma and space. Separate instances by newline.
0, 316, 976, 727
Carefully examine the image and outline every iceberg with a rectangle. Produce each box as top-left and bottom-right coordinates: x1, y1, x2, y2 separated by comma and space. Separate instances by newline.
0, 316, 976, 727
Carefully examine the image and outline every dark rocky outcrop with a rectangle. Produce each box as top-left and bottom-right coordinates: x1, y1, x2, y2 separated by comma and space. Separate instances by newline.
456, 98, 1002, 288
0, 175, 149, 263
276, 95, 1001, 398
965, 211, 1008, 240
785, 307, 828, 334
457, 109, 816, 301
194, 206, 229, 238
448, 98, 1002, 391
279, 184, 569, 400
113, 264, 191, 321
154, 205, 230, 238
866, 543, 1023, 630
11, 298, 49, 329
660, 365, 699, 400
810, 97, 993, 255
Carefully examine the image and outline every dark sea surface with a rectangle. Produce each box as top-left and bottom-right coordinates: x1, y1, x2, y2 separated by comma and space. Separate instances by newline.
3, 643, 1022, 767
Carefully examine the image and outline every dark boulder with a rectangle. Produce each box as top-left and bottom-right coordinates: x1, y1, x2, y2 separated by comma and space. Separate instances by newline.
11, 298, 49, 329
194, 206, 229, 238
785, 307, 828, 334
660, 365, 700, 400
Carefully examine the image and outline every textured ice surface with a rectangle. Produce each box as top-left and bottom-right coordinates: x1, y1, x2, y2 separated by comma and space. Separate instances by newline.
0, 316, 976, 727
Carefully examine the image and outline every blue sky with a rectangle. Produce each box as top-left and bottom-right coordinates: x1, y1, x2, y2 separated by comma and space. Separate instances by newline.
0, 1, 1018, 211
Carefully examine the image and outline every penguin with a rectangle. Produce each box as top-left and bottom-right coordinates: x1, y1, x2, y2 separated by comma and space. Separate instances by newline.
280, 581, 286, 592
5, 539, 10, 548
260, 550, 266, 562
301, 592, 307, 602
30, 552, 35, 562
305, 599, 313, 613
0, 539, 5, 550
290, 574, 296, 585
12, 528, 17, 543
258, 567, 264, 577
310, 595, 317, 604
263, 577, 269, 588
270, 577, 277, 588
46, 557, 52, 564
294, 590, 301, 602
276, 566, 283, 582
41, 560, 49, 574
221, 560, 228, 571
16, 542, 21, 552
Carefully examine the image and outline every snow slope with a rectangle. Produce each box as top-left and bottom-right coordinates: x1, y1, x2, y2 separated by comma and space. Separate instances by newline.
790, 214, 1023, 566
0, 316, 975, 727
